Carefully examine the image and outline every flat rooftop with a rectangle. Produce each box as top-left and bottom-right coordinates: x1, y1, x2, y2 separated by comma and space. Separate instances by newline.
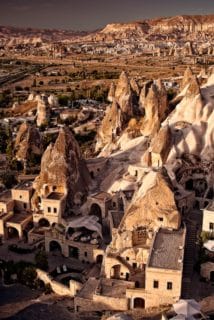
0, 190, 12, 203
148, 228, 185, 271
77, 278, 99, 299
13, 181, 33, 191
7, 212, 31, 224
206, 202, 214, 211
46, 192, 64, 200
99, 279, 134, 298
92, 192, 111, 200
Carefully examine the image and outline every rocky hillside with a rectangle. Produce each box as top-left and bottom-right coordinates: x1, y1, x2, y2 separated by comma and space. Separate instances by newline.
90, 14, 214, 41
0, 14, 213, 44
0, 25, 89, 45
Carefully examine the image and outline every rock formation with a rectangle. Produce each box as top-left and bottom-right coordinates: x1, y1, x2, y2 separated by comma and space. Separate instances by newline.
36, 94, 51, 127
15, 122, 42, 163
139, 80, 167, 137
32, 127, 91, 212
109, 171, 181, 252
48, 94, 58, 108
166, 69, 214, 162
114, 71, 137, 119
96, 71, 139, 152
107, 82, 116, 102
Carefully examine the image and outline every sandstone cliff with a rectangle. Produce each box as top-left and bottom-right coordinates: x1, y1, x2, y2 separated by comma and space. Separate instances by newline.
139, 80, 167, 136
15, 122, 42, 163
166, 69, 214, 161
32, 127, 91, 212
96, 71, 139, 153
36, 94, 51, 127
109, 171, 181, 252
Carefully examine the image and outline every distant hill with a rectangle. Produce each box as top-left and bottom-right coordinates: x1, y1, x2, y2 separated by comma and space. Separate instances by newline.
0, 14, 213, 44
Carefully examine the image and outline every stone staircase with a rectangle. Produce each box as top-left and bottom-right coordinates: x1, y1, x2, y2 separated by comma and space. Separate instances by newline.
181, 221, 198, 298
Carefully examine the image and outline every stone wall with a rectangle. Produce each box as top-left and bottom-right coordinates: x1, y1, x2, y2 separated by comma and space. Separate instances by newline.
36, 268, 81, 297
200, 262, 214, 280
11, 189, 32, 210
0, 212, 13, 238
203, 208, 214, 232
145, 267, 182, 299
74, 295, 128, 312
0, 200, 14, 215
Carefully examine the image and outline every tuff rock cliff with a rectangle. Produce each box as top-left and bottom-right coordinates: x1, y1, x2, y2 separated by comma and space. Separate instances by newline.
15, 122, 42, 163
32, 127, 91, 212
96, 71, 139, 153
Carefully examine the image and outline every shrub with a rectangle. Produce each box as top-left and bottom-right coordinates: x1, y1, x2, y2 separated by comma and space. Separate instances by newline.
35, 250, 48, 271
8, 244, 35, 254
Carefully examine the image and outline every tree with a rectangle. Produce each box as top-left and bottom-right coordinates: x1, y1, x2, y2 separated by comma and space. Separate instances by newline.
19, 266, 37, 288
0, 126, 8, 153
35, 250, 48, 271
58, 95, 69, 106
0, 171, 17, 188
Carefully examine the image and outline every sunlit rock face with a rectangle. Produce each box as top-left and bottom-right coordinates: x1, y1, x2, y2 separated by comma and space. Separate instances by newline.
139, 79, 167, 137
109, 171, 181, 252
96, 71, 139, 153
36, 94, 51, 127
32, 127, 91, 212
15, 122, 42, 162
166, 69, 214, 162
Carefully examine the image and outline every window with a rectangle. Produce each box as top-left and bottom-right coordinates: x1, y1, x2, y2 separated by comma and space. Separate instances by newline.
48, 207, 51, 213
158, 217, 163, 222
153, 280, 159, 288
167, 282, 173, 290
23, 203, 27, 209
84, 252, 87, 257
210, 223, 214, 230
19, 195, 22, 199
133, 263, 137, 269
126, 257, 130, 261
54, 208, 57, 213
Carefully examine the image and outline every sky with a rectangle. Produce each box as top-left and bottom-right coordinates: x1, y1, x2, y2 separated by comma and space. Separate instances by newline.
0, 0, 213, 30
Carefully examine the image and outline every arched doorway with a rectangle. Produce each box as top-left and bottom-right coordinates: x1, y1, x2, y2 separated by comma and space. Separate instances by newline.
186, 179, 193, 191
39, 218, 50, 228
7, 227, 19, 239
133, 297, 145, 309
23, 221, 34, 242
89, 203, 102, 222
110, 264, 121, 279
49, 240, 62, 253
96, 255, 103, 264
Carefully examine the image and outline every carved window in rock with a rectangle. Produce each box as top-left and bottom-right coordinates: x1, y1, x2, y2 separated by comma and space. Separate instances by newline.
53, 208, 57, 214
132, 227, 147, 246
210, 223, 214, 230
153, 280, 159, 289
167, 282, 173, 290
48, 207, 51, 213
